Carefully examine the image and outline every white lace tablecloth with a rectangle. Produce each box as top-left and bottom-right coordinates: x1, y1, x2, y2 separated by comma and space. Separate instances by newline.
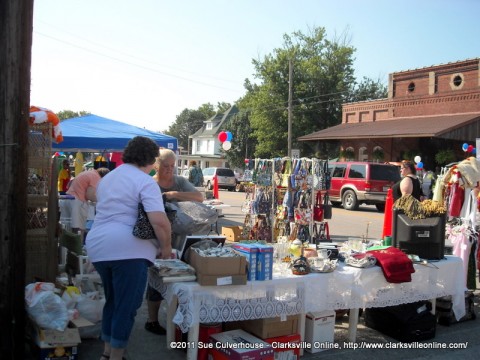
149, 255, 465, 333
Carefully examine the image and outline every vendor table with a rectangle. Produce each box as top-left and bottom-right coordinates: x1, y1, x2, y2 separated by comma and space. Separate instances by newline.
202, 202, 231, 235
149, 256, 466, 360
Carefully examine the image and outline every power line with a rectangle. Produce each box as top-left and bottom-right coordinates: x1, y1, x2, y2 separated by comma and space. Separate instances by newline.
34, 31, 241, 93
35, 19, 241, 86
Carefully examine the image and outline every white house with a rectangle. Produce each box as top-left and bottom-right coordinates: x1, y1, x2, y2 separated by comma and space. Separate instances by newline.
178, 105, 238, 170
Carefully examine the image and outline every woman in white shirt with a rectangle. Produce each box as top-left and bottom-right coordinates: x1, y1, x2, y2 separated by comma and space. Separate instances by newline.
86, 136, 171, 360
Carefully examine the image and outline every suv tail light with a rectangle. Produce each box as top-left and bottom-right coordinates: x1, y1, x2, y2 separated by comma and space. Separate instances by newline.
365, 181, 371, 192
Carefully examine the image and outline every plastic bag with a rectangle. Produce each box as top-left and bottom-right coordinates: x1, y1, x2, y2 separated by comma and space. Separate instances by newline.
76, 291, 105, 323
25, 282, 69, 331
165, 201, 218, 235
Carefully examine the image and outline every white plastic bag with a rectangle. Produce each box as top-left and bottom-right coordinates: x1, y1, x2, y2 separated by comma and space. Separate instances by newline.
25, 282, 69, 331
76, 291, 105, 323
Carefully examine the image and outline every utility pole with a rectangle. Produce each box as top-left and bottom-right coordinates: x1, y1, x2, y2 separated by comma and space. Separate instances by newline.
287, 58, 293, 157
0, 1, 34, 358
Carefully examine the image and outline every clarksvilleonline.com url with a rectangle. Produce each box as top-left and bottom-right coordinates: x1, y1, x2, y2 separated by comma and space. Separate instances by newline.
341, 341, 468, 350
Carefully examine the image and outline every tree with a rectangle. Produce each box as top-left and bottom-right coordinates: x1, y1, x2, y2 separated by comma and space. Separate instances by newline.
348, 77, 387, 102
222, 108, 256, 168
165, 108, 207, 151
56, 109, 91, 121
242, 27, 386, 158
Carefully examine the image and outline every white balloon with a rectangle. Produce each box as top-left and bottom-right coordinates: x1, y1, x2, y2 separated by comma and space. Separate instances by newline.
414, 155, 421, 163
222, 141, 232, 150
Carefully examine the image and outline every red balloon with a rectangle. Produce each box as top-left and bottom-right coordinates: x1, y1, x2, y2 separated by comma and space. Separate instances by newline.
218, 131, 227, 142
468, 145, 474, 152
244, 159, 249, 164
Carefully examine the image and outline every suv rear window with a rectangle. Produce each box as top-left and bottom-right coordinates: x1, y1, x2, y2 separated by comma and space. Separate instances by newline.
370, 164, 400, 181
216, 168, 234, 177
348, 164, 366, 179
331, 164, 347, 178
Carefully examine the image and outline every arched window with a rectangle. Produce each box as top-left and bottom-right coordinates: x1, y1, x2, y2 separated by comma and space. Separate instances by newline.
359, 147, 368, 161
372, 146, 384, 162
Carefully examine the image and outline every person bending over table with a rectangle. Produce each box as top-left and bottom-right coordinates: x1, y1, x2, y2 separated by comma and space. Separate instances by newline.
86, 136, 172, 360
67, 167, 110, 237
144, 148, 203, 335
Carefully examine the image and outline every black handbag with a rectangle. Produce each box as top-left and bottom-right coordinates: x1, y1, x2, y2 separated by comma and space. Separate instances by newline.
133, 203, 156, 240
322, 192, 332, 219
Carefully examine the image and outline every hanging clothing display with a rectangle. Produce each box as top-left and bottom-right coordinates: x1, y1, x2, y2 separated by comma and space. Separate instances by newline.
242, 157, 330, 244
443, 159, 479, 290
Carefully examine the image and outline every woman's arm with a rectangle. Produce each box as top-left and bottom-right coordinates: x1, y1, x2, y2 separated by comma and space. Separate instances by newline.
148, 211, 172, 259
400, 177, 413, 196
163, 190, 203, 202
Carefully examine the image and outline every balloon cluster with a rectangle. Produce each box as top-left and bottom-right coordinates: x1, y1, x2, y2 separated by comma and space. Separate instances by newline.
414, 155, 423, 170
462, 143, 476, 155
218, 131, 233, 151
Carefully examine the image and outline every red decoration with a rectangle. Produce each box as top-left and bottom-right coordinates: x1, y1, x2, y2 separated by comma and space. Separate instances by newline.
382, 188, 393, 239
218, 131, 227, 142
213, 175, 219, 199
467, 145, 474, 153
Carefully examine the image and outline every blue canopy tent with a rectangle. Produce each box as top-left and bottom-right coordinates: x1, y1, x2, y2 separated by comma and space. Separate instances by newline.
52, 114, 177, 152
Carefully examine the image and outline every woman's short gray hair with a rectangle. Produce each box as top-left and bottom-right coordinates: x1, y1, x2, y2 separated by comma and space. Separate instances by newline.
157, 148, 177, 164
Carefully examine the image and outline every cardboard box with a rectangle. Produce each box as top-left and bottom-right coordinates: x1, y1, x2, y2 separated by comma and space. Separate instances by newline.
241, 315, 299, 339
255, 244, 273, 281
189, 250, 246, 276
196, 273, 247, 286
233, 243, 258, 281
209, 329, 274, 360
264, 333, 301, 360
222, 226, 244, 241
31, 316, 94, 360
304, 311, 335, 353
36, 345, 78, 359
34, 317, 93, 347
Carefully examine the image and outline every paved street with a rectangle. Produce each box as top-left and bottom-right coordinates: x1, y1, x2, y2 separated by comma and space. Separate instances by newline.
210, 190, 385, 242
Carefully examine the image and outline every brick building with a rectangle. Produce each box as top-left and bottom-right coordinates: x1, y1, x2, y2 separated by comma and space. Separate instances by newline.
298, 58, 480, 170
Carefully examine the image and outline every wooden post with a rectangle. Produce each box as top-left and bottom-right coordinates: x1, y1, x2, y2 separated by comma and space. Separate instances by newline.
0, 1, 34, 358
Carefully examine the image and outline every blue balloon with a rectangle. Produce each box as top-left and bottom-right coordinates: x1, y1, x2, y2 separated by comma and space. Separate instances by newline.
417, 161, 424, 169
473, 148, 477, 155
462, 143, 468, 151
226, 131, 233, 142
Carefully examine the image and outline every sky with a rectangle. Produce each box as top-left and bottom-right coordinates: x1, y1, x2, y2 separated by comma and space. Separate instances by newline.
31, 0, 480, 133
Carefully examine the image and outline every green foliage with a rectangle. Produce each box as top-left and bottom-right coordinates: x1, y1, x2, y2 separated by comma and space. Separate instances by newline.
401, 149, 419, 162
435, 149, 456, 165
339, 148, 355, 160
347, 77, 388, 102
56, 110, 90, 121
372, 148, 385, 161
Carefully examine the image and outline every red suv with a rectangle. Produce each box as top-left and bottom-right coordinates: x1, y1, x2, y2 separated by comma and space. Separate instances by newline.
328, 162, 400, 211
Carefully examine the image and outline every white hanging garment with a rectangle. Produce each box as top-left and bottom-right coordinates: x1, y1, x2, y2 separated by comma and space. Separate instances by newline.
461, 189, 477, 230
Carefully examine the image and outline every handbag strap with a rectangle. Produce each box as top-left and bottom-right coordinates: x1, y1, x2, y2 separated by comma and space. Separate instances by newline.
323, 191, 330, 204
